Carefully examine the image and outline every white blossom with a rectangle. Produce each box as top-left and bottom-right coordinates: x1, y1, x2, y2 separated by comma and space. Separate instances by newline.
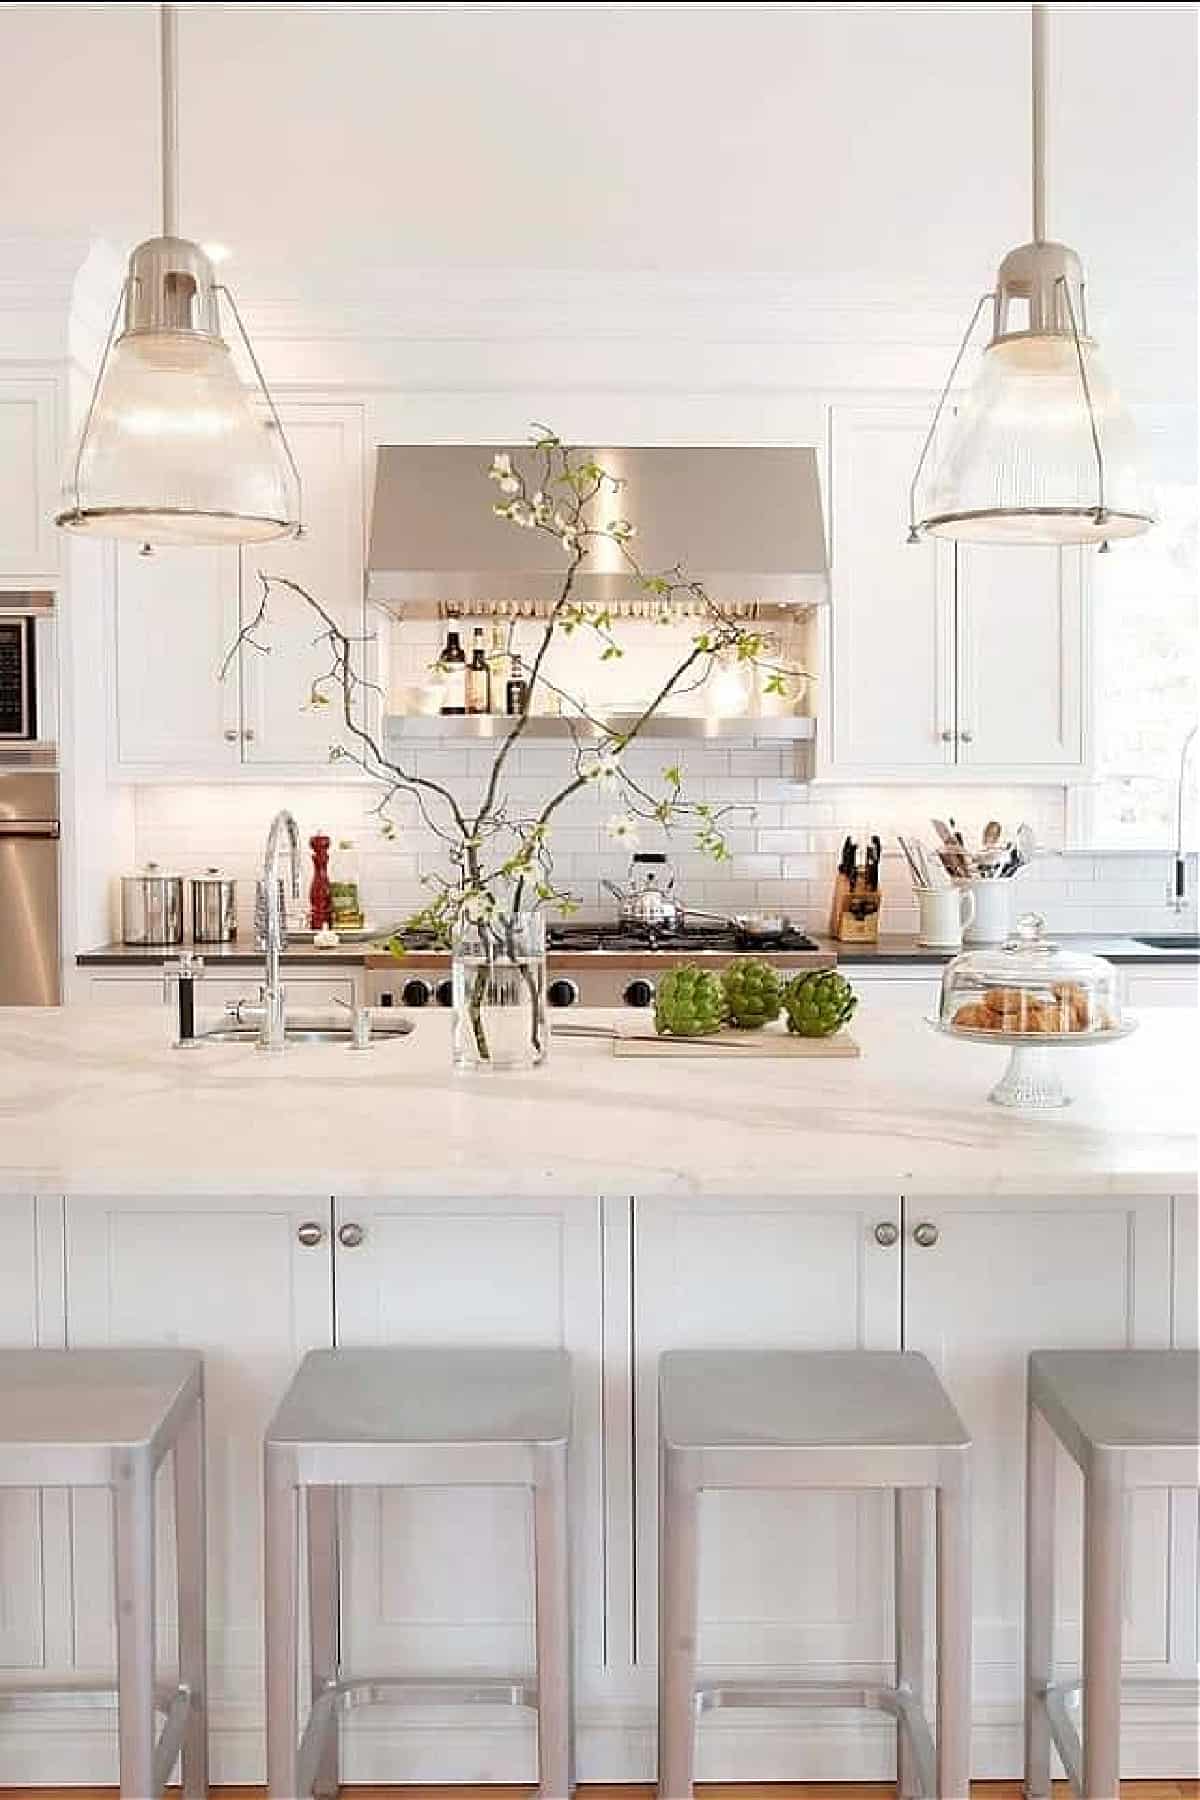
488, 452, 514, 482
605, 813, 640, 847
498, 475, 521, 496
584, 750, 622, 789
461, 888, 495, 924
607, 517, 636, 541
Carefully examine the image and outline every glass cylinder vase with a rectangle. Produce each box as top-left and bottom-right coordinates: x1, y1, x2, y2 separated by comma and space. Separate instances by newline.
451, 912, 548, 1073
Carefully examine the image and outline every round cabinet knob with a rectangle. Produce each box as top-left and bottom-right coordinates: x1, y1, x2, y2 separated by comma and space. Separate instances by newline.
297, 1221, 325, 1248
401, 978, 432, 1007
223, 729, 239, 742
940, 729, 956, 743
912, 1221, 940, 1248
547, 979, 579, 1009
242, 728, 256, 743
337, 1222, 365, 1249
959, 729, 974, 744
435, 979, 455, 1008
873, 1220, 900, 1248
623, 979, 656, 1008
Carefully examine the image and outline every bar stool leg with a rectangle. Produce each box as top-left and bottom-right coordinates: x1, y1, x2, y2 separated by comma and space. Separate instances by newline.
1024, 1399, 1056, 1800
658, 1442, 700, 1800
306, 1486, 340, 1800
114, 1448, 158, 1800
1081, 1450, 1124, 1800
265, 1449, 301, 1800
895, 1486, 927, 1798
174, 1394, 209, 1799
936, 1456, 972, 1800
533, 1440, 575, 1798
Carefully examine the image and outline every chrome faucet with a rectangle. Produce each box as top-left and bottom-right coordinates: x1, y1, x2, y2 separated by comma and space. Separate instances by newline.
1170, 724, 1197, 914
255, 809, 301, 1051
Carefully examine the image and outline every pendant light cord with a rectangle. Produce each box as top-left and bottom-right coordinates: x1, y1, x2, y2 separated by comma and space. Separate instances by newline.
1031, 1, 1046, 243
160, 3, 179, 238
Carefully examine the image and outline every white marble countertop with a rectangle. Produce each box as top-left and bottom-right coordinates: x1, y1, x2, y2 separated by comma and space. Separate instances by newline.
1, 1001, 1195, 1201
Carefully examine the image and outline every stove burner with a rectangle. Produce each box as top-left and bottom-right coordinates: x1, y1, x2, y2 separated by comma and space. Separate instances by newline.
547, 920, 820, 954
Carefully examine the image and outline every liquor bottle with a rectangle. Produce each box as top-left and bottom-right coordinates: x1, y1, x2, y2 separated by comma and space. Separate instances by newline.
487, 624, 508, 711
505, 655, 529, 717
465, 627, 491, 715
438, 628, 467, 715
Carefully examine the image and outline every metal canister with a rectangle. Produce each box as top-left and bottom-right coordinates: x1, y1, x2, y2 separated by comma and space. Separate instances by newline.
121, 863, 184, 946
189, 868, 238, 943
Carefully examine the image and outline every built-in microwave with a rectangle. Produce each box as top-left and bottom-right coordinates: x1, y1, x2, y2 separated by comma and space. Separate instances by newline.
0, 593, 56, 759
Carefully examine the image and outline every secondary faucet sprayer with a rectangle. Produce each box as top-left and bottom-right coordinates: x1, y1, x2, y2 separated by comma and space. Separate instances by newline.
256, 809, 301, 1051
1171, 724, 1197, 914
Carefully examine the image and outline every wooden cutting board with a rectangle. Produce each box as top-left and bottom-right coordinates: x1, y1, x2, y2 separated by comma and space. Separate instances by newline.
613, 1022, 861, 1058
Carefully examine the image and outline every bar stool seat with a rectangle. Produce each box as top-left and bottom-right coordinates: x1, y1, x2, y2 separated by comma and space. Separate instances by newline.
264, 1345, 574, 1799
1024, 1348, 1200, 1800
658, 1349, 973, 1800
0, 1348, 207, 1800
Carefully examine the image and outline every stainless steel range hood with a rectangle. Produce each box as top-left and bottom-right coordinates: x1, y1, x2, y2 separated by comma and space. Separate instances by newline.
367, 445, 828, 609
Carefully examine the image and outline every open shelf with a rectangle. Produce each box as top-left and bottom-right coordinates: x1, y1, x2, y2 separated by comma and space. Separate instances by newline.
382, 713, 816, 743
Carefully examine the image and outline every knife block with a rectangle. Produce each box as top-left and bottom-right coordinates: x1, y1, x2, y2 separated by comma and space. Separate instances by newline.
829, 872, 881, 943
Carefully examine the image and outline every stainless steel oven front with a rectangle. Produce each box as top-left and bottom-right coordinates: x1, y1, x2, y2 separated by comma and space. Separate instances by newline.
0, 593, 56, 762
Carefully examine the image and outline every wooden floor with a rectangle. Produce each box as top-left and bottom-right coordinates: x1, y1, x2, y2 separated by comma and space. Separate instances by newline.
8, 1784, 1198, 1798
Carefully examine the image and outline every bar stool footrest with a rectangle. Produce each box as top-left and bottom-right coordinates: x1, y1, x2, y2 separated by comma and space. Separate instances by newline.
695, 1677, 936, 1797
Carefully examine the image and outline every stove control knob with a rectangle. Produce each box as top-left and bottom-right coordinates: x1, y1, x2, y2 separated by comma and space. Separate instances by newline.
547, 979, 579, 1009
400, 978, 432, 1008
435, 978, 455, 1008
624, 979, 656, 1008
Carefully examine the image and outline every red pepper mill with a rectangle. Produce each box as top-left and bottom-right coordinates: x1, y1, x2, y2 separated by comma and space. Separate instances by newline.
308, 832, 333, 931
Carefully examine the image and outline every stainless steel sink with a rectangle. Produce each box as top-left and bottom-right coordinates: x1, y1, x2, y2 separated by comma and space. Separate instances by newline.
198, 1019, 414, 1046
1133, 935, 1200, 950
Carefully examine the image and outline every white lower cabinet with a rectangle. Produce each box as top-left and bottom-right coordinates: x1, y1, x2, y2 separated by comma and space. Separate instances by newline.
631, 1191, 903, 1783
51, 1194, 332, 1784
331, 1192, 604, 1785
0, 1197, 44, 1675
904, 1190, 1198, 1779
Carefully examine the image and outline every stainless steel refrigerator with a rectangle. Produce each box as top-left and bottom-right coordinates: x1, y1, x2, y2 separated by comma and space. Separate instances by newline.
0, 771, 61, 1005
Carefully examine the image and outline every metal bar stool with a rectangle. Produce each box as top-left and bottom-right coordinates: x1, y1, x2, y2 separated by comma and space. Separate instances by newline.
657, 1348, 973, 1800
1024, 1348, 1200, 1800
0, 1347, 207, 1799
264, 1345, 574, 1799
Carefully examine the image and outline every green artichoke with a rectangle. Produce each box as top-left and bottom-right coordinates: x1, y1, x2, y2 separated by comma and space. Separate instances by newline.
721, 958, 784, 1029
654, 965, 728, 1037
783, 969, 858, 1038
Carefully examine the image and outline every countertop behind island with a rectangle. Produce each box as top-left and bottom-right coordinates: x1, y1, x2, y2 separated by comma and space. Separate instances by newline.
2, 998, 1194, 1201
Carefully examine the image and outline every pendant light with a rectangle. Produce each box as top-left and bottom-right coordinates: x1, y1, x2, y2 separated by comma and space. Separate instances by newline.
908, 3, 1152, 548
56, 6, 300, 547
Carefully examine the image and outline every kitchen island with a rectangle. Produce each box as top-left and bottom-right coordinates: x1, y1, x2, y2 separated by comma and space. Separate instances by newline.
0, 1000, 1196, 1787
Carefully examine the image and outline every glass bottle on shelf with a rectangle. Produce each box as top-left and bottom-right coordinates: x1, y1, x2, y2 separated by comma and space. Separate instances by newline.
506, 655, 529, 716
438, 628, 467, 715
465, 627, 491, 715
487, 623, 508, 712
330, 839, 364, 931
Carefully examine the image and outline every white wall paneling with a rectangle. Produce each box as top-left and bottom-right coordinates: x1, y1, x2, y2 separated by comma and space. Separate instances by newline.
0, 373, 60, 582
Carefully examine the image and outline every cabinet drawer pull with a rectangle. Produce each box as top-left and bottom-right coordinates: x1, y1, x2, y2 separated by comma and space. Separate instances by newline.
242, 728, 256, 743
912, 1220, 940, 1248
940, 729, 956, 743
959, 729, 974, 744
337, 1221, 365, 1249
223, 729, 239, 742
297, 1220, 325, 1248
873, 1220, 900, 1248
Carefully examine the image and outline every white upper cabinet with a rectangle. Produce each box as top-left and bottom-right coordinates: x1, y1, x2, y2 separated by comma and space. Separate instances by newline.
823, 402, 1088, 782
111, 543, 242, 772
240, 403, 367, 771
108, 399, 366, 778
0, 377, 60, 583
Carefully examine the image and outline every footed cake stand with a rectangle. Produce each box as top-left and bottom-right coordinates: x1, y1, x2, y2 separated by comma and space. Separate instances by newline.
929, 1019, 1138, 1110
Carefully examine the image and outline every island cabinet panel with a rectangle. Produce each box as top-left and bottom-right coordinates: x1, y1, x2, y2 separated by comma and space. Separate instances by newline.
331, 1193, 603, 1786
631, 1192, 902, 1783
58, 1194, 333, 1784
0, 1198, 43, 1671
902, 1190, 1188, 1777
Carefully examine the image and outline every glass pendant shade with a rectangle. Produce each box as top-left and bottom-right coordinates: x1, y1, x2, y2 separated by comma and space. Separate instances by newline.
922, 333, 1152, 545
57, 236, 299, 547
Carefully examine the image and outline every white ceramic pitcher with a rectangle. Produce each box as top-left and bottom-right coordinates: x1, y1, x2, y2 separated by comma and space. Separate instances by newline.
916, 885, 976, 948
960, 877, 1016, 945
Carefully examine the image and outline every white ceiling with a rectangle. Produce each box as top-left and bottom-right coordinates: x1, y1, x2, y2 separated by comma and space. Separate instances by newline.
0, 2, 1193, 317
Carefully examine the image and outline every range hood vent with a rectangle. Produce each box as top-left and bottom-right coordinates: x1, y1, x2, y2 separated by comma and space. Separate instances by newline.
367, 445, 828, 610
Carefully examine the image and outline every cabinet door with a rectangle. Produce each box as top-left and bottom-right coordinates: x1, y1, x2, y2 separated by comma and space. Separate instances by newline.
240, 404, 366, 770
0, 1197, 43, 1670
956, 543, 1085, 772
633, 1192, 901, 1754
902, 1191, 1185, 1771
0, 378, 60, 580
111, 542, 241, 771
332, 1192, 602, 1784
63, 1195, 333, 1782
826, 404, 955, 777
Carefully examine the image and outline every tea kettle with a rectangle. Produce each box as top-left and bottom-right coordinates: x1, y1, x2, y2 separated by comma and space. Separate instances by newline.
603, 852, 683, 930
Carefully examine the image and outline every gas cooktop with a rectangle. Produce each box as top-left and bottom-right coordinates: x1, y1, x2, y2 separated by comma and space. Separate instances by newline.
547, 920, 821, 954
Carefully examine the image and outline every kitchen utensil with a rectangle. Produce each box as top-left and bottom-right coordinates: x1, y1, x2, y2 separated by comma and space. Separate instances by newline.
613, 1020, 860, 1058
188, 868, 237, 943
982, 819, 1003, 848
916, 885, 976, 949
931, 818, 970, 879
602, 852, 682, 931
121, 863, 184, 946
